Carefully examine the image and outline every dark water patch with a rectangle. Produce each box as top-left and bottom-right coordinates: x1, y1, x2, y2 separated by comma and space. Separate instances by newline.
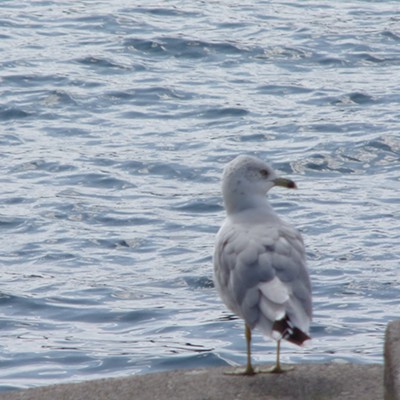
0, 293, 52, 313
1, 196, 30, 205
333, 135, 400, 171
77, 355, 136, 374
60, 13, 128, 36
0, 107, 32, 120
218, 21, 251, 30
118, 308, 169, 324
0, 134, 25, 145
163, 220, 217, 236
44, 126, 92, 137
356, 137, 400, 166
86, 238, 131, 250
124, 38, 166, 55
12, 160, 77, 174
352, 52, 387, 64
308, 122, 376, 134
261, 46, 315, 62
93, 215, 160, 228
1, 292, 160, 324
118, 160, 146, 174
339, 42, 374, 52
272, 160, 299, 175
146, 162, 198, 180
318, 57, 347, 66
257, 84, 313, 95
1, 73, 68, 88
182, 276, 214, 289
39, 251, 77, 262
302, 154, 355, 174
198, 107, 249, 119
365, 138, 399, 155
75, 56, 129, 71
120, 108, 237, 120
1, 352, 99, 386
129, 6, 199, 18
337, 92, 376, 106
146, 341, 214, 356
381, 30, 400, 41
54, 172, 134, 190
119, 110, 167, 119
41, 90, 78, 107
305, 92, 377, 107
0, 216, 27, 231
47, 307, 124, 324
315, 45, 400, 67
106, 86, 194, 105
237, 132, 271, 142
38, 203, 146, 228
85, 157, 119, 168
124, 37, 245, 60
173, 199, 222, 214
0, 17, 41, 30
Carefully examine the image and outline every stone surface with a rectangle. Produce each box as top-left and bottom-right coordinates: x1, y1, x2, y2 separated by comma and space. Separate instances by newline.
0, 363, 383, 400
385, 321, 400, 400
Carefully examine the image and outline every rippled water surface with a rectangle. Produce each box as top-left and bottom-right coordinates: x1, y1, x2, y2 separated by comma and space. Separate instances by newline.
1, 0, 399, 391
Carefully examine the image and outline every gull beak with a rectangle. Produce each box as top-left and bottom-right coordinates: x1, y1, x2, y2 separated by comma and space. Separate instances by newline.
273, 177, 297, 189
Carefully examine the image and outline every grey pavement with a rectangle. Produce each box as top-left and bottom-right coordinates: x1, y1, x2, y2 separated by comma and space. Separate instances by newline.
1, 320, 400, 400
0, 364, 383, 400
385, 320, 400, 400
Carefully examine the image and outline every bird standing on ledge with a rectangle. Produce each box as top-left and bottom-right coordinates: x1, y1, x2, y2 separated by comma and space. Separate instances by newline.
213, 155, 312, 375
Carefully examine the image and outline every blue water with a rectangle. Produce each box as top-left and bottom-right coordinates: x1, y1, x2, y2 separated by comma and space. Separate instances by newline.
1, 0, 399, 392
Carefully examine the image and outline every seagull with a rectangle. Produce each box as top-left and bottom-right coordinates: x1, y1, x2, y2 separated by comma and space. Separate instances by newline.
213, 155, 312, 375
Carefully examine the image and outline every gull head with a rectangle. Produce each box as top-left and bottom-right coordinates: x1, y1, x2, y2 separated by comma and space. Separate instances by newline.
222, 155, 296, 214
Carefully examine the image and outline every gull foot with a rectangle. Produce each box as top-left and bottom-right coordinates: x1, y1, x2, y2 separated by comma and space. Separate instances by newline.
224, 366, 256, 376
256, 365, 294, 374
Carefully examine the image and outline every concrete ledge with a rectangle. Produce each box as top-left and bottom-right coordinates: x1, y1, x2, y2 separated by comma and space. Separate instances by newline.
4, 319, 400, 400
0, 364, 383, 400
385, 321, 400, 400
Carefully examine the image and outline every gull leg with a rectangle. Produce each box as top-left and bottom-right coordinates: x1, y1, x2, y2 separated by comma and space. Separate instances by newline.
225, 323, 255, 376
257, 340, 293, 374
245, 323, 255, 375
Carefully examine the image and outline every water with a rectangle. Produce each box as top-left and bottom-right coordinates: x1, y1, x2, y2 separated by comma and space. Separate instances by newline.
1, 0, 399, 392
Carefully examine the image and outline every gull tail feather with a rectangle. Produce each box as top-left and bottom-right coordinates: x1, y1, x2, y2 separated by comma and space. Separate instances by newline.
272, 314, 310, 346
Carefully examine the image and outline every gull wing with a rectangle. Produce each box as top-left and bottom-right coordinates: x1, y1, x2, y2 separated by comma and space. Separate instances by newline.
214, 219, 312, 344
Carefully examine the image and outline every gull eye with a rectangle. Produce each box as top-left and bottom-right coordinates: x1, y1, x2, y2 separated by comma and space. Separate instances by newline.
260, 169, 269, 178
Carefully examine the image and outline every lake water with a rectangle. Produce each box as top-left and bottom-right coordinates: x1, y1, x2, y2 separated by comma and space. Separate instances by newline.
0, 0, 399, 392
